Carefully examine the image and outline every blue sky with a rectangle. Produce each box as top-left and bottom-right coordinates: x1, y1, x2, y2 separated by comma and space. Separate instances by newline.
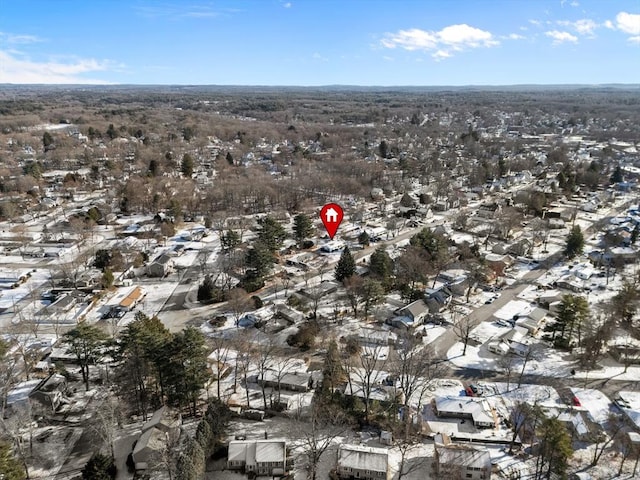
0, 0, 638, 85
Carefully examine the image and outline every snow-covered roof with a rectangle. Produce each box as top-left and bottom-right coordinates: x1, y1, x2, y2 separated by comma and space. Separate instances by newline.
435, 396, 495, 426
493, 300, 534, 322
338, 444, 388, 473
437, 444, 491, 470
255, 440, 286, 463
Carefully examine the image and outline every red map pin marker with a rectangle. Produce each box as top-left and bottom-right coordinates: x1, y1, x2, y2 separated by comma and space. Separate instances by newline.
320, 203, 344, 240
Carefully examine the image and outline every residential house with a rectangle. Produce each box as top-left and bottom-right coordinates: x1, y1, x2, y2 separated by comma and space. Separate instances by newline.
434, 439, 492, 480
499, 326, 531, 357
46, 293, 77, 315
507, 238, 533, 257
389, 299, 429, 329
119, 286, 145, 311
227, 439, 288, 476
132, 406, 181, 471
28, 373, 67, 413
343, 381, 400, 406
147, 254, 174, 277
487, 341, 509, 356
336, 444, 390, 480
477, 203, 502, 219
355, 327, 396, 346
433, 396, 496, 428
609, 247, 637, 264
557, 410, 591, 441
515, 307, 547, 335
275, 304, 305, 324
257, 370, 313, 392
437, 270, 470, 297
484, 253, 514, 276
424, 286, 452, 313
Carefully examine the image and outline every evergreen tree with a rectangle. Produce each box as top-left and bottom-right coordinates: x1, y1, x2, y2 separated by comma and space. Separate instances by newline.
182, 126, 195, 141
94, 249, 112, 270
564, 225, 585, 258
164, 327, 209, 416
42, 131, 54, 150
379, 140, 388, 158
357, 231, 370, 246
245, 243, 275, 279
610, 165, 623, 184
81, 452, 116, 480
369, 245, 394, 290
410, 227, 445, 258
536, 418, 573, 479
256, 216, 286, 253
548, 294, 590, 348
321, 340, 345, 394
178, 438, 205, 480
220, 229, 240, 252
148, 159, 159, 176
197, 275, 215, 302
0, 441, 25, 480
181, 153, 194, 177
293, 213, 314, 247
335, 246, 356, 283
116, 312, 172, 419
101, 268, 114, 289
106, 124, 117, 140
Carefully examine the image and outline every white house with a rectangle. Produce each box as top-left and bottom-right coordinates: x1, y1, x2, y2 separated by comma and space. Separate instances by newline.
336, 444, 390, 480
227, 439, 288, 476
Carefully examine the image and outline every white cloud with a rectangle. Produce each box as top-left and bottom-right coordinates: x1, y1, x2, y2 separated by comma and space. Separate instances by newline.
381, 23, 498, 59
557, 18, 598, 36
570, 1, 579, 7
616, 12, 640, 36
134, 4, 224, 19
0, 50, 114, 84
283, 2, 292, 7
0, 32, 44, 44
629, 36, 640, 44
603, 20, 615, 29
432, 50, 451, 61
507, 33, 526, 40
545, 30, 578, 44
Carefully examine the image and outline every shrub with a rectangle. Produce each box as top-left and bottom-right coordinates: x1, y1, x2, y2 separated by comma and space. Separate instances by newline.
251, 295, 263, 309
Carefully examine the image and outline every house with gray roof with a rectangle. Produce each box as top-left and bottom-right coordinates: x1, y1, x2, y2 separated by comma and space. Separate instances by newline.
227, 439, 288, 476
434, 396, 496, 428
336, 444, 390, 480
434, 440, 492, 480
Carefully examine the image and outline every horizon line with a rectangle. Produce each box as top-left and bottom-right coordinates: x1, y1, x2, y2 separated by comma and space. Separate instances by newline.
1, 82, 640, 89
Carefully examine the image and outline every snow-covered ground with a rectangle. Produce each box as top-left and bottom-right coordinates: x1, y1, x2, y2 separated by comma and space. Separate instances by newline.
447, 339, 640, 381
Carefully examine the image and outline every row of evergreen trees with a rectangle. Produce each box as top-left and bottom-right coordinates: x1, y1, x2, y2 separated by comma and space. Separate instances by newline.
175, 399, 231, 480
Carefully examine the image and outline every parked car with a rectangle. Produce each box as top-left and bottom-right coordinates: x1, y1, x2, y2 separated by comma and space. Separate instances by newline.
466, 384, 483, 397
495, 319, 510, 328
572, 396, 581, 407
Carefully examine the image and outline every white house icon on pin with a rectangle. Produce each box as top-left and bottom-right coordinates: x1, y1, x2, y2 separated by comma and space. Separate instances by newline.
325, 207, 338, 223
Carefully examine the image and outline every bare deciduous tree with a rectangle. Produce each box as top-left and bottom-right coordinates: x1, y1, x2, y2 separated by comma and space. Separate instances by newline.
344, 336, 388, 421
296, 404, 351, 480
452, 314, 475, 356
